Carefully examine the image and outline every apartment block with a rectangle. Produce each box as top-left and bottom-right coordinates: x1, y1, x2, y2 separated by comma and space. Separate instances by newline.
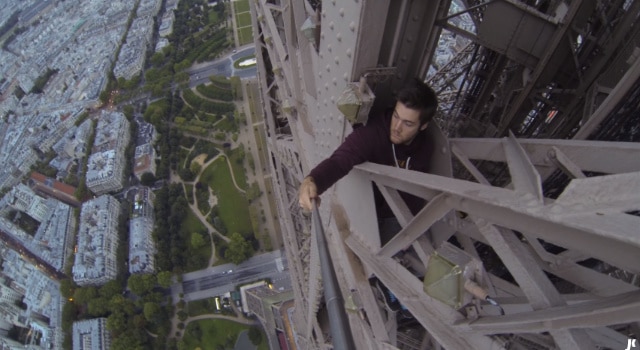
86, 111, 130, 195
72, 195, 120, 286
72, 318, 111, 350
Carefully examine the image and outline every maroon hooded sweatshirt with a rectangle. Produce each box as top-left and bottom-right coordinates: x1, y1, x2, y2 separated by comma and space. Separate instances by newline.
308, 109, 434, 217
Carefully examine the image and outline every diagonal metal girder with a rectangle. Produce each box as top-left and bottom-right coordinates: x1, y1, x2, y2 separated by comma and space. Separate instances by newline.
354, 162, 640, 273
455, 290, 640, 334
449, 138, 640, 175
473, 217, 594, 349
504, 131, 543, 202
377, 192, 449, 258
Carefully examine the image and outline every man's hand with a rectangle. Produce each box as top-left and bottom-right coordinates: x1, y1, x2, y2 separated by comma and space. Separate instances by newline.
299, 176, 319, 212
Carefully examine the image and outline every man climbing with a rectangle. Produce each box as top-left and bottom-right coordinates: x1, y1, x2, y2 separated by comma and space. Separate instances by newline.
298, 78, 438, 242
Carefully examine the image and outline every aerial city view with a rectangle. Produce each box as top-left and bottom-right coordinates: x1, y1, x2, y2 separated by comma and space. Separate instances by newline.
0, 0, 288, 349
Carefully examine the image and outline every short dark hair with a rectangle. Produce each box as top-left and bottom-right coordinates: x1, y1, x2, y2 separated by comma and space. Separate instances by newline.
394, 78, 438, 125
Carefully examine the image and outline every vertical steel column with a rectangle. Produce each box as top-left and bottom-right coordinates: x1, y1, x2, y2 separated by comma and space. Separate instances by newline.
312, 200, 355, 350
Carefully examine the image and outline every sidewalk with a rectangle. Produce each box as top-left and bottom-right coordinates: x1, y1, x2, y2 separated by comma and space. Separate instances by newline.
229, 0, 240, 48
236, 79, 282, 250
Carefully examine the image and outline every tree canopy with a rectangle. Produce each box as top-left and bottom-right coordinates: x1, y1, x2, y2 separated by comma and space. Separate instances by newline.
225, 232, 254, 264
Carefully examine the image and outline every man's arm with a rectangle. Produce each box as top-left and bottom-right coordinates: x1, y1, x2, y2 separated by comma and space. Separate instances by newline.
298, 122, 382, 211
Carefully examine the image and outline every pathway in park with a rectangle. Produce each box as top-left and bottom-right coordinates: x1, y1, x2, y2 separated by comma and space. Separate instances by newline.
168, 292, 257, 341
171, 149, 248, 268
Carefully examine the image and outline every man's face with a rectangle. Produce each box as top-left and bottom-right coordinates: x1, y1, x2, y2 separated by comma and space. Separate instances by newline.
390, 102, 428, 145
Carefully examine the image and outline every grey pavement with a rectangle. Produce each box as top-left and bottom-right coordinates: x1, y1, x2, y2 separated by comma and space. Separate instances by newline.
236, 79, 283, 250
172, 250, 290, 302
187, 45, 256, 86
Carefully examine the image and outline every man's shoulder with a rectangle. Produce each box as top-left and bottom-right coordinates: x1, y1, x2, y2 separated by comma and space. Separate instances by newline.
339, 111, 390, 158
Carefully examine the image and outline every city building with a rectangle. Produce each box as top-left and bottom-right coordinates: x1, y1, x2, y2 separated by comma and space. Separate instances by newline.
133, 118, 158, 181
245, 285, 295, 350
29, 172, 80, 208
129, 187, 156, 274
0, 247, 62, 350
0, 277, 23, 306
158, 11, 175, 37
1, 182, 75, 272
86, 111, 130, 195
250, 1, 640, 349
0, 1, 155, 349
133, 144, 157, 181
72, 195, 121, 286
72, 318, 111, 350
113, 0, 161, 79
4, 183, 49, 222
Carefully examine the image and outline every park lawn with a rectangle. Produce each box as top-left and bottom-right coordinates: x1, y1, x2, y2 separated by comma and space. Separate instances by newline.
233, 0, 250, 13
227, 146, 248, 189
212, 116, 238, 132
183, 207, 207, 235
238, 26, 253, 45
208, 10, 219, 24
201, 157, 252, 236
182, 208, 212, 272
183, 319, 268, 350
186, 299, 217, 317
236, 12, 252, 27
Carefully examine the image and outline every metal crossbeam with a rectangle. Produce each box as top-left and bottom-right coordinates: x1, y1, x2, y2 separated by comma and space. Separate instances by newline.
456, 290, 640, 334
347, 137, 640, 347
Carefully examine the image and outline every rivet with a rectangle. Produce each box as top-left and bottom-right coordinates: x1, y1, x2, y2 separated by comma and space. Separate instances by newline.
327, 44, 332, 52
349, 21, 356, 32
334, 56, 339, 65
329, 21, 334, 30
346, 48, 352, 58
326, 64, 331, 72
343, 72, 349, 81
339, 8, 345, 16
332, 77, 337, 85
336, 33, 342, 42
